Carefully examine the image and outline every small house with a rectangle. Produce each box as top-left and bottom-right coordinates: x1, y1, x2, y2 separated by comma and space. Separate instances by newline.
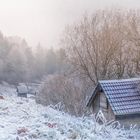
87, 78, 140, 127
17, 85, 28, 98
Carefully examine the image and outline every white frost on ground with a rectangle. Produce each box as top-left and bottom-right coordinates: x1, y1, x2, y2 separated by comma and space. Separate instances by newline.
0, 85, 139, 140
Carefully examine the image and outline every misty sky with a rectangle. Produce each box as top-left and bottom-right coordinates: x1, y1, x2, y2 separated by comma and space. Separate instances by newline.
0, 0, 140, 48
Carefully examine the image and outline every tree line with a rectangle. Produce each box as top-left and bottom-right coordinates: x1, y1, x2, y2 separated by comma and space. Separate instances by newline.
0, 33, 66, 84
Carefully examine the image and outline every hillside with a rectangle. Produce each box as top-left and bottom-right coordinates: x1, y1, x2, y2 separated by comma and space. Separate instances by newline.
0, 85, 139, 140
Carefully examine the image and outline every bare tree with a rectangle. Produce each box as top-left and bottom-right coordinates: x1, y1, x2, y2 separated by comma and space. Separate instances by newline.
62, 9, 140, 85
126, 10, 140, 75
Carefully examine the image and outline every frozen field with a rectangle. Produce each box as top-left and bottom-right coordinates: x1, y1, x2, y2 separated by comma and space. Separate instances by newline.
0, 85, 139, 140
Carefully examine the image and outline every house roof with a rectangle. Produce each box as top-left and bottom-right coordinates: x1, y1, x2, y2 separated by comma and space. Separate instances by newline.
17, 85, 28, 94
87, 78, 140, 116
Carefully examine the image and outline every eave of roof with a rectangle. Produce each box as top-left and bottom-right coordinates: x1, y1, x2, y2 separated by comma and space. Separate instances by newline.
86, 84, 100, 107
99, 77, 140, 83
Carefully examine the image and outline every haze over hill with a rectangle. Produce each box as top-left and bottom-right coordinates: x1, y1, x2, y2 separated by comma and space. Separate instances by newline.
0, 0, 140, 48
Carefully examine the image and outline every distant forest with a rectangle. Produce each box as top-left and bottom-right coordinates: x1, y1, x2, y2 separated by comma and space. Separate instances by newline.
0, 33, 67, 84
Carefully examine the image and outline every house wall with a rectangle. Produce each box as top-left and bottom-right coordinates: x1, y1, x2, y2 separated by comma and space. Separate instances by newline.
100, 92, 115, 120
107, 104, 115, 120
92, 93, 100, 114
91, 91, 115, 120
99, 92, 108, 119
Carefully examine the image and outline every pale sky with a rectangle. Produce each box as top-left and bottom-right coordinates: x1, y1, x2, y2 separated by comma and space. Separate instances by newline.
0, 0, 140, 48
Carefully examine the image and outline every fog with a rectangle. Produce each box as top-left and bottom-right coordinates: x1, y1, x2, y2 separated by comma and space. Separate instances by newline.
0, 0, 139, 48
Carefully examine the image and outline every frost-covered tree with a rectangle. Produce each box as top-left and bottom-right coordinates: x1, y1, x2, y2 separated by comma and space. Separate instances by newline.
4, 45, 28, 83
61, 9, 140, 85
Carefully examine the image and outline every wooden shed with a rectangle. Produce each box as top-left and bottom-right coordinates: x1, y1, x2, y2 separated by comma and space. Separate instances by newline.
87, 78, 140, 126
17, 85, 28, 98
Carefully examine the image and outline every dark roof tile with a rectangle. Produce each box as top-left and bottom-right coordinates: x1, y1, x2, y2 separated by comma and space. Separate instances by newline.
99, 78, 140, 115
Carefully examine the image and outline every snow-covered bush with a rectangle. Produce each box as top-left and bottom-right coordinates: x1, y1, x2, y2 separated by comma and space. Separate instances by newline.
36, 74, 88, 116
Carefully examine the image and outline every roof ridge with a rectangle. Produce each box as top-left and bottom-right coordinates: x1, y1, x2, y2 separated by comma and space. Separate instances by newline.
99, 77, 140, 83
